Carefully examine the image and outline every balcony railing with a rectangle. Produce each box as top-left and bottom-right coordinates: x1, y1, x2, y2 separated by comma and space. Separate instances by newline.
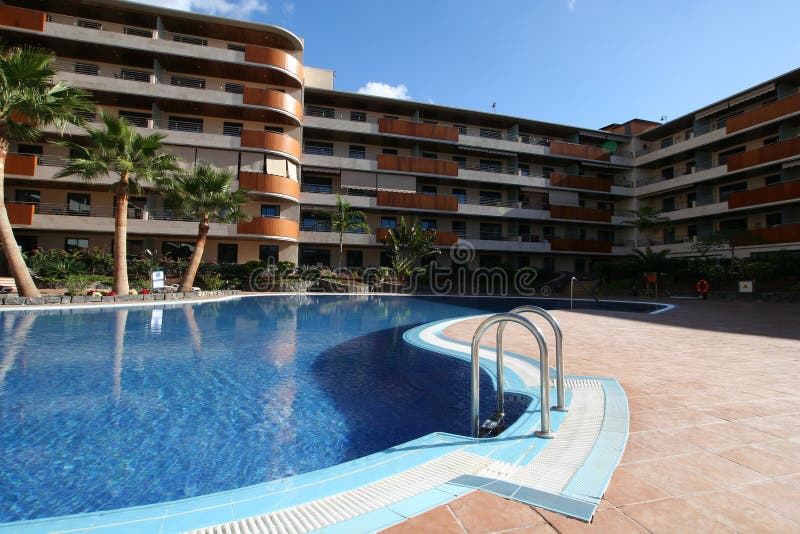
5, 203, 35, 225
550, 173, 611, 192
727, 180, 800, 209
377, 118, 459, 142
726, 93, 800, 134
374, 227, 459, 246
377, 154, 459, 176
237, 216, 299, 239
550, 238, 612, 253
239, 172, 300, 200
376, 191, 458, 211
244, 44, 303, 80
549, 140, 611, 161
550, 205, 613, 223
5, 153, 38, 175
4, 201, 198, 222
734, 223, 800, 246
0, 5, 45, 31
726, 137, 800, 171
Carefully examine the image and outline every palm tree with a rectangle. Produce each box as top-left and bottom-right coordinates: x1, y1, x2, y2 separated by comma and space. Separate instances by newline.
55, 111, 179, 295
383, 217, 440, 280
0, 45, 93, 296
315, 194, 370, 269
624, 247, 673, 276
160, 163, 250, 292
626, 206, 669, 246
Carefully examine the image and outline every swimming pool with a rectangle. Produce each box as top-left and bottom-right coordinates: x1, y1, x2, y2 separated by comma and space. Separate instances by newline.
0, 295, 663, 523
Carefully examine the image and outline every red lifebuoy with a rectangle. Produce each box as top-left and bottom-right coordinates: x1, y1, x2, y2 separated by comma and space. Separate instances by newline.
696, 279, 710, 294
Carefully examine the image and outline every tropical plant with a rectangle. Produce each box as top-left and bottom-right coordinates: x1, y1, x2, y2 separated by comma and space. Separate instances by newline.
626, 206, 669, 246
315, 194, 370, 270
624, 247, 673, 276
160, 163, 250, 292
55, 111, 180, 294
0, 44, 94, 296
382, 217, 441, 280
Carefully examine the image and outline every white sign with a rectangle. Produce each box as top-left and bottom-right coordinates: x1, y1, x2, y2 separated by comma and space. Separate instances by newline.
152, 270, 165, 289
738, 280, 754, 293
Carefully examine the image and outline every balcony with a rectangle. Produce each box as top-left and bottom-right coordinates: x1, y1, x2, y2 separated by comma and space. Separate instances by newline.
549, 141, 611, 161
375, 227, 458, 247
243, 87, 302, 121
244, 44, 303, 81
377, 154, 458, 177
376, 191, 458, 211
5, 154, 37, 176
238, 172, 300, 201
237, 216, 299, 240
726, 137, 800, 171
377, 119, 459, 142
549, 173, 611, 192
240, 130, 301, 161
549, 205, 612, 223
727, 93, 800, 134
735, 224, 800, 246
550, 238, 612, 254
0, 5, 45, 31
728, 180, 800, 209
5, 203, 34, 225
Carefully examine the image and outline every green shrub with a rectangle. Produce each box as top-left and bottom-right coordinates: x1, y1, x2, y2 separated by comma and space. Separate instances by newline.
200, 273, 226, 290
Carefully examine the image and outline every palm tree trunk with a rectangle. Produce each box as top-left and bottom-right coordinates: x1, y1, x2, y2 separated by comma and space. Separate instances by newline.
113, 175, 130, 295
339, 232, 344, 271
180, 218, 208, 292
0, 146, 41, 297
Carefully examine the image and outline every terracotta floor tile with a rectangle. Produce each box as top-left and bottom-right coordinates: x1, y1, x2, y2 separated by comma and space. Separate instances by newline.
511, 523, 558, 533
447, 491, 545, 533
673, 452, 767, 487
618, 457, 718, 496
753, 438, 800, 462
735, 479, 800, 523
739, 414, 800, 439
718, 445, 800, 477
620, 498, 733, 533
620, 441, 658, 464
629, 430, 702, 457
383, 504, 464, 534
534, 507, 647, 534
684, 490, 799, 532
603, 468, 670, 506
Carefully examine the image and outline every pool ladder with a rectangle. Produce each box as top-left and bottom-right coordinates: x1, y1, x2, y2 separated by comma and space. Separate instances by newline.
471, 306, 568, 439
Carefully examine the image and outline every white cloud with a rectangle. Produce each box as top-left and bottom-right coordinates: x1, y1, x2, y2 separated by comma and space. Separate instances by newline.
135, 0, 267, 18
567, 0, 576, 12
283, 1, 295, 17
357, 82, 412, 100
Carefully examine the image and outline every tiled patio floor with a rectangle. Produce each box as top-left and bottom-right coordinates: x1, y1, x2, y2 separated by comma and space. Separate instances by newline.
383, 300, 800, 533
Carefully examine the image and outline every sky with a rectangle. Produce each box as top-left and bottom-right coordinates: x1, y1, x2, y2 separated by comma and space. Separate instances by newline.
138, 0, 800, 129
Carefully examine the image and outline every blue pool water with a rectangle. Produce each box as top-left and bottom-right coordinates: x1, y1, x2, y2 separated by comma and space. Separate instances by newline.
0, 295, 661, 522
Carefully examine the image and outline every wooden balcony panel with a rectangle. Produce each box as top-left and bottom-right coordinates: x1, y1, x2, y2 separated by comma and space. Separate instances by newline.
5, 203, 34, 225
377, 119, 459, 142
238, 172, 300, 200
550, 204, 612, 223
550, 173, 611, 192
728, 180, 800, 209
735, 224, 800, 246
240, 130, 301, 160
377, 154, 458, 177
376, 191, 458, 211
242, 87, 302, 121
726, 137, 800, 171
550, 238, 612, 253
243, 45, 303, 80
433, 231, 459, 246
727, 93, 800, 134
5, 154, 37, 176
549, 140, 611, 161
237, 217, 298, 239
375, 227, 391, 242
0, 5, 45, 31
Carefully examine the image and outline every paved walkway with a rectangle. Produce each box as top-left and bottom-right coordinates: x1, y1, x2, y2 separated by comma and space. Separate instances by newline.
384, 300, 800, 533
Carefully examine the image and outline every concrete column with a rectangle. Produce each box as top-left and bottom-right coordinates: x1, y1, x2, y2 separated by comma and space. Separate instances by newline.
777, 83, 798, 100
694, 150, 712, 171
509, 123, 520, 141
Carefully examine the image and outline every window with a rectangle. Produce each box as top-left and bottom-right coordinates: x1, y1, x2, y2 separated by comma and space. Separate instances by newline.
118, 110, 150, 128
684, 160, 695, 175
15, 189, 40, 206
259, 245, 279, 263
261, 205, 280, 218
719, 218, 747, 232
543, 257, 555, 273
518, 163, 530, 176
346, 250, 363, 267
421, 219, 437, 230
347, 214, 367, 233
67, 192, 91, 215
162, 241, 194, 259
77, 19, 102, 29
217, 243, 238, 263
479, 159, 502, 173
687, 224, 698, 240
227, 43, 245, 52
173, 34, 208, 46
479, 190, 502, 205
687, 192, 697, 207
299, 248, 331, 266
662, 197, 676, 212
517, 256, 530, 268
599, 230, 615, 244
663, 227, 676, 244
224, 82, 244, 94
301, 175, 333, 193
122, 26, 152, 37
17, 144, 43, 157
765, 175, 781, 186
574, 258, 586, 274
301, 211, 329, 232
221, 122, 242, 137
451, 221, 467, 238
543, 226, 555, 241
348, 145, 366, 159
685, 129, 694, 141
542, 167, 554, 179
597, 201, 614, 213
305, 106, 334, 118
303, 140, 334, 156
420, 185, 437, 195
421, 152, 438, 160
381, 148, 398, 155
168, 115, 203, 133
766, 213, 782, 227
479, 222, 502, 240
452, 156, 467, 169
453, 125, 467, 135
16, 235, 37, 253
170, 75, 206, 89
660, 137, 673, 149
661, 167, 674, 179
264, 125, 284, 133
350, 111, 366, 122
479, 128, 502, 139
74, 62, 99, 76
719, 181, 747, 202
452, 188, 466, 203
763, 136, 779, 145
65, 238, 89, 251
381, 217, 397, 229
120, 68, 151, 82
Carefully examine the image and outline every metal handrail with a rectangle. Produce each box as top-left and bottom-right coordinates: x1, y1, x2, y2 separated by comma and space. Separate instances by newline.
502, 306, 567, 412
470, 313, 554, 439
570, 276, 599, 309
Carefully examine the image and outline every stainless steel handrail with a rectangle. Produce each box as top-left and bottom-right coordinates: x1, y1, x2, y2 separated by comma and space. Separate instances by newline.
502, 306, 567, 412
470, 312, 554, 439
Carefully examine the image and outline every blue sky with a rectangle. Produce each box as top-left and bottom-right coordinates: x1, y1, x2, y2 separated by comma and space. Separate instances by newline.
143, 0, 800, 129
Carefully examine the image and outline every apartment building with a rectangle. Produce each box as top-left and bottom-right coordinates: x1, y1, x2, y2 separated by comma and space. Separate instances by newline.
0, 0, 798, 276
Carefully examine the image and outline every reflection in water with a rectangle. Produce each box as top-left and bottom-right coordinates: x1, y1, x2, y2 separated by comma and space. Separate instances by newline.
0, 313, 37, 388
149, 308, 163, 333
183, 305, 203, 354
113, 309, 128, 400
